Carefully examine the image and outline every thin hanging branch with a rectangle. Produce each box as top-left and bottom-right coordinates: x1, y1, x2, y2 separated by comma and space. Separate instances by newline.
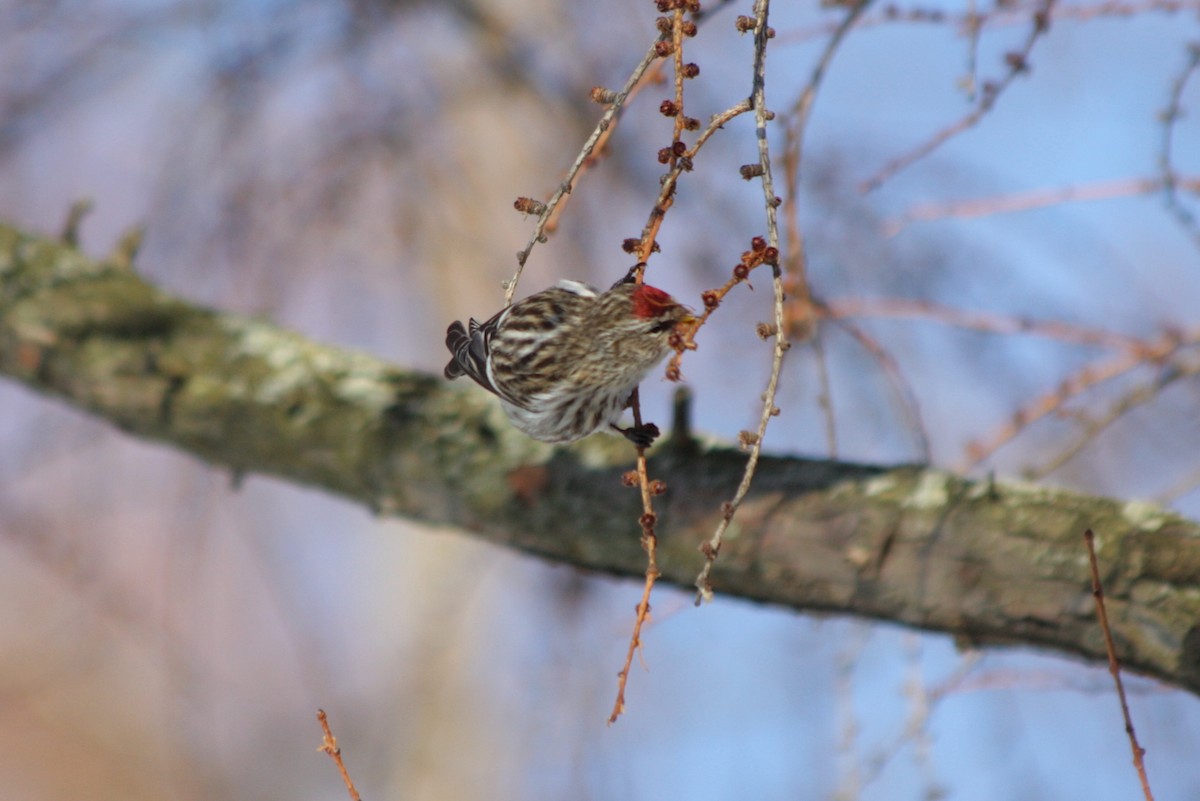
694, 0, 871, 602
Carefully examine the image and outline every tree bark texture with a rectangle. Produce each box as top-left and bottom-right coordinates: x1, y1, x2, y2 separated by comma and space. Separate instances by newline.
3, 222, 1200, 694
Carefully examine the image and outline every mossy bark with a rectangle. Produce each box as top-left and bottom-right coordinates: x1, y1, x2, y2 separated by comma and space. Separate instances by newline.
3, 222, 1199, 694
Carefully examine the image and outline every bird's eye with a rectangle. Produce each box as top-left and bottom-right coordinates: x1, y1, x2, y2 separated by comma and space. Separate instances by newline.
648, 319, 675, 334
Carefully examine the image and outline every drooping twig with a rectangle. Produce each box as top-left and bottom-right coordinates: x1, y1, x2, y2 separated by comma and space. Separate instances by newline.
611, 1, 705, 724
1083, 530, 1157, 801
609, 387, 664, 724
316, 709, 362, 801
694, 0, 822, 603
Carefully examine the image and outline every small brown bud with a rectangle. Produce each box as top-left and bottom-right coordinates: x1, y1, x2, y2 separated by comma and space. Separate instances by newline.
665, 362, 682, 382
622, 470, 639, 487
756, 322, 777, 339
1004, 51, 1028, 72
735, 15, 755, 32
751, 235, 767, 252
763, 246, 779, 264
655, 40, 675, 57
514, 196, 546, 215
655, 15, 672, 33
649, 479, 668, 496
678, 156, 694, 171
672, 140, 687, 156
740, 164, 764, 180
733, 263, 750, 280
683, 116, 700, 131
655, 0, 672, 11
701, 290, 720, 309
738, 430, 760, 449
682, 62, 700, 78
660, 99, 679, 116
681, 20, 697, 37
720, 501, 735, 519
657, 147, 673, 164
639, 512, 658, 530
766, 26, 775, 38
770, 196, 782, 208
622, 238, 641, 253
589, 86, 618, 104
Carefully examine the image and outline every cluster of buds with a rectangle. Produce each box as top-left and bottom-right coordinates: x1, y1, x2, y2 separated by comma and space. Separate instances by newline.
662, 235, 780, 382
734, 15, 775, 37
624, 470, 669, 496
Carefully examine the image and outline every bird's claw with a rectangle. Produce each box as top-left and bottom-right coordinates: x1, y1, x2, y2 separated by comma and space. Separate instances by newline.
613, 422, 660, 449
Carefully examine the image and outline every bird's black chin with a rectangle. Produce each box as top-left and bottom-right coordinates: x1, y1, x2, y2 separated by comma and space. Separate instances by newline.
648, 318, 676, 334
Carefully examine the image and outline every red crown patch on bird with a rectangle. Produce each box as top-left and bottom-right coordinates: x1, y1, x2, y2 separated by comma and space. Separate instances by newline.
631, 284, 676, 318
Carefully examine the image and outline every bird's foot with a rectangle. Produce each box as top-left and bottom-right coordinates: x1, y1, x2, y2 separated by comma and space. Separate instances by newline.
612, 422, 660, 449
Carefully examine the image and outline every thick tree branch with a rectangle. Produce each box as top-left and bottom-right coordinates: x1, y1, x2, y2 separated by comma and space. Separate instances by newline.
3, 221, 1200, 694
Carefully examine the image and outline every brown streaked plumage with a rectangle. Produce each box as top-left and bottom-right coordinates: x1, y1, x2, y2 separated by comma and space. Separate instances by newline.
444, 279, 692, 444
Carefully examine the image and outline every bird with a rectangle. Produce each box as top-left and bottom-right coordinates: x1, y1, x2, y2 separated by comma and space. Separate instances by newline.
443, 276, 693, 445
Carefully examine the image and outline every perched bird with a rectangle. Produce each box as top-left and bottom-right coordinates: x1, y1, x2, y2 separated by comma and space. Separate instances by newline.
444, 277, 693, 445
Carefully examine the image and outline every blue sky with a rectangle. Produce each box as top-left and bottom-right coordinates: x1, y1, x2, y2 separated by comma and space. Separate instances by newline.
1, 2, 1199, 799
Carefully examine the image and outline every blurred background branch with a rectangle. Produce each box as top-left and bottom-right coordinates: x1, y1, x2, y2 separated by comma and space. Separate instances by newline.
4, 220, 1200, 699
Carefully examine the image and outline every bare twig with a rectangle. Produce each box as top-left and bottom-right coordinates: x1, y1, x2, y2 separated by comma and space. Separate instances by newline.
963, 0, 982, 101
610, 388, 663, 724
1026, 363, 1189, 479
612, 3, 700, 723
825, 315, 932, 461
860, 0, 1056, 192
963, 332, 1185, 469
810, 328, 839, 456
884, 176, 1197, 235
1083, 530, 1156, 801
1159, 41, 1200, 252
505, 37, 665, 305
317, 709, 362, 801
821, 298, 1200, 470
779, 0, 1200, 45
778, 0, 873, 457
822, 296, 1148, 352
694, 0, 844, 603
